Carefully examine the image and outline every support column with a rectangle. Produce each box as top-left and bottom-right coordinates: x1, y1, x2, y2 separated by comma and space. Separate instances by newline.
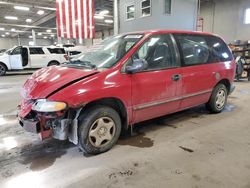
114, 0, 119, 35
32, 29, 36, 46
17, 34, 21, 46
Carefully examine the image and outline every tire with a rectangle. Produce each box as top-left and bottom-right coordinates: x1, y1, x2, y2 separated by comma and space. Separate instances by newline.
0, 63, 7, 76
78, 105, 121, 155
206, 84, 228, 113
48, 61, 60, 66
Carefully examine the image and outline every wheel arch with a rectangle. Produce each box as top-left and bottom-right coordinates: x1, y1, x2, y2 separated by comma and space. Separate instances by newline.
0, 61, 8, 71
47, 60, 60, 66
79, 97, 129, 132
216, 79, 231, 94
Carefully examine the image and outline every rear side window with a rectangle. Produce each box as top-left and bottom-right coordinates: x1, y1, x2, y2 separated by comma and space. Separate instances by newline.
205, 36, 233, 62
29, 47, 45, 55
175, 35, 209, 65
47, 48, 66, 54
69, 51, 81, 56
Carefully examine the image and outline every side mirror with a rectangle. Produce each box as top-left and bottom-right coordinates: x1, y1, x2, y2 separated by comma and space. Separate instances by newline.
125, 59, 148, 74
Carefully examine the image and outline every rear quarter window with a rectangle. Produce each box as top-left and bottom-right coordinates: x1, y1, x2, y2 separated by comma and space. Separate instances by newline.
47, 48, 66, 54
205, 35, 233, 62
175, 34, 210, 66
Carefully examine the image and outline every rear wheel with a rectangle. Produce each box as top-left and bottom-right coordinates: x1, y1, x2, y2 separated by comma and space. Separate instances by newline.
48, 61, 60, 66
206, 84, 228, 113
78, 105, 121, 155
0, 63, 7, 76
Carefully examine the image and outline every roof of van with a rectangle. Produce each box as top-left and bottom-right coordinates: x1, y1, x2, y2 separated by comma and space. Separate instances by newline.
124, 30, 216, 36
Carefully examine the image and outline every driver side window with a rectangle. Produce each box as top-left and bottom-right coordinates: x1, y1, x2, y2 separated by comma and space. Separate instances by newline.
133, 34, 177, 71
12, 47, 22, 55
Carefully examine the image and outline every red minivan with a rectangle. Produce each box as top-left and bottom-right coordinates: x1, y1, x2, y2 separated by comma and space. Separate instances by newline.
18, 30, 235, 154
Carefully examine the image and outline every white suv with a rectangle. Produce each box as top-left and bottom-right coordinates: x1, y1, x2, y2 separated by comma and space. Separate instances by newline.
0, 46, 69, 76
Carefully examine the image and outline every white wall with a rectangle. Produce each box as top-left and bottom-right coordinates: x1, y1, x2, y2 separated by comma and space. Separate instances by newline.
201, 0, 250, 43
0, 37, 53, 50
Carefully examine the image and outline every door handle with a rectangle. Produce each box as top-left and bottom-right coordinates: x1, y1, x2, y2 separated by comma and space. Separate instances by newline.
172, 74, 181, 81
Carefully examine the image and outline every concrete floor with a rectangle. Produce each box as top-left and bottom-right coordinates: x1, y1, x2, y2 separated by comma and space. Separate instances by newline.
0, 73, 250, 188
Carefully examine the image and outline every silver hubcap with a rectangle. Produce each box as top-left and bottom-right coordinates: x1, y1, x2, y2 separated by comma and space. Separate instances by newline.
88, 117, 116, 148
216, 89, 226, 109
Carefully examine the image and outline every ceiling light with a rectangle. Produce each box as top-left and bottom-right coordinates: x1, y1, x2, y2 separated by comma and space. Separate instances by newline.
11, 28, 16, 32
1, 34, 5, 37
0, 28, 5, 31
26, 19, 32, 23
50, 34, 55, 37
99, 10, 109, 15
5, 16, 18, 20
43, 36, 48, 39
5, 32, 9, 35
38, 32, 42, 36
46, 29, 52, 33
37, 10, 45, 15
29, 35, 33, 38
104, 19, 113, 24
94, 15, 104, 19
14, 6, 30, 11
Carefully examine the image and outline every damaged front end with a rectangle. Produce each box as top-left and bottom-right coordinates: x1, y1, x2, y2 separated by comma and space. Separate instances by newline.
18, 99, 82, 145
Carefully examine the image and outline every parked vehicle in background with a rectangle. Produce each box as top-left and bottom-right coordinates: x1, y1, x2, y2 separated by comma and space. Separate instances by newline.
18, 30, 236, 154
0, 46, 69, 76
0, 49, 7, 54
65, 46, 87, 60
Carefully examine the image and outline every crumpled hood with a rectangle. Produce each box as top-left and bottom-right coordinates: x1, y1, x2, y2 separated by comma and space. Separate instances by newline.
21, 65, 99, 99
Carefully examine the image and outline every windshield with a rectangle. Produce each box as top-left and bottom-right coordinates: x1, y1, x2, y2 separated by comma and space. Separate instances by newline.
68, 34, 143, 69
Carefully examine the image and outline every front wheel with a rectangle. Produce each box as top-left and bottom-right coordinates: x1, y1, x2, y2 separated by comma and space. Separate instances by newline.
78, 105, 121, 155
0, 63, 7, 76
206, 84, 228, 113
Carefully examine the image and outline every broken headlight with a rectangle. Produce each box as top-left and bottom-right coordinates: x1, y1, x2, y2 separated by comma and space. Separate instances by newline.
32, 99, 67, 112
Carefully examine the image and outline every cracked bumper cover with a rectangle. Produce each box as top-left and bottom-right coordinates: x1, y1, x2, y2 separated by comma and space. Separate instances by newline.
19, 117, 39, 133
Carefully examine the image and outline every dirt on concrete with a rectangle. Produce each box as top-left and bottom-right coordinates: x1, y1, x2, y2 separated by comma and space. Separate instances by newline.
0, 74, 250, 188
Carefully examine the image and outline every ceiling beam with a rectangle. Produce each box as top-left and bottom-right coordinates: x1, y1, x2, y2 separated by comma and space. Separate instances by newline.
11, 12, 56, 37
0, 22, 56, 30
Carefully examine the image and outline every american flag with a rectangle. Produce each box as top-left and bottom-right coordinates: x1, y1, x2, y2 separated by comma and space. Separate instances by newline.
56, 0, 95, 39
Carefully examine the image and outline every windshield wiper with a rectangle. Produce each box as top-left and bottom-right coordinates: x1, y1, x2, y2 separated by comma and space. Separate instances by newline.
70, 60, 96, 69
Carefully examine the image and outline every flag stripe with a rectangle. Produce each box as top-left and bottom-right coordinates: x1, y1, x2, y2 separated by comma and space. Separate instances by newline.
77, 0, 82, 41
71, 0, 76, 38
62, 0, 66, 38
65, 0, 70, 38
89, 0, 92, 38
74, 0, 79, 39
56, 1, 61, 37
92, 0, 95, 38
86, 0, 89, 38
68, 0, 73, 38
59, 0, 64, 38
83, 0, 88, 39
81, 0, 85, 41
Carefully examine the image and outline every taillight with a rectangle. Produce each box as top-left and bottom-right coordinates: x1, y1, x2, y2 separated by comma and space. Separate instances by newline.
64, 54, 69, 61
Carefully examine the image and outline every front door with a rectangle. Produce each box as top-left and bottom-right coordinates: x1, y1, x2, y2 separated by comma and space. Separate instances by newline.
130, 34, 182, 123
9, 46, 23, 70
